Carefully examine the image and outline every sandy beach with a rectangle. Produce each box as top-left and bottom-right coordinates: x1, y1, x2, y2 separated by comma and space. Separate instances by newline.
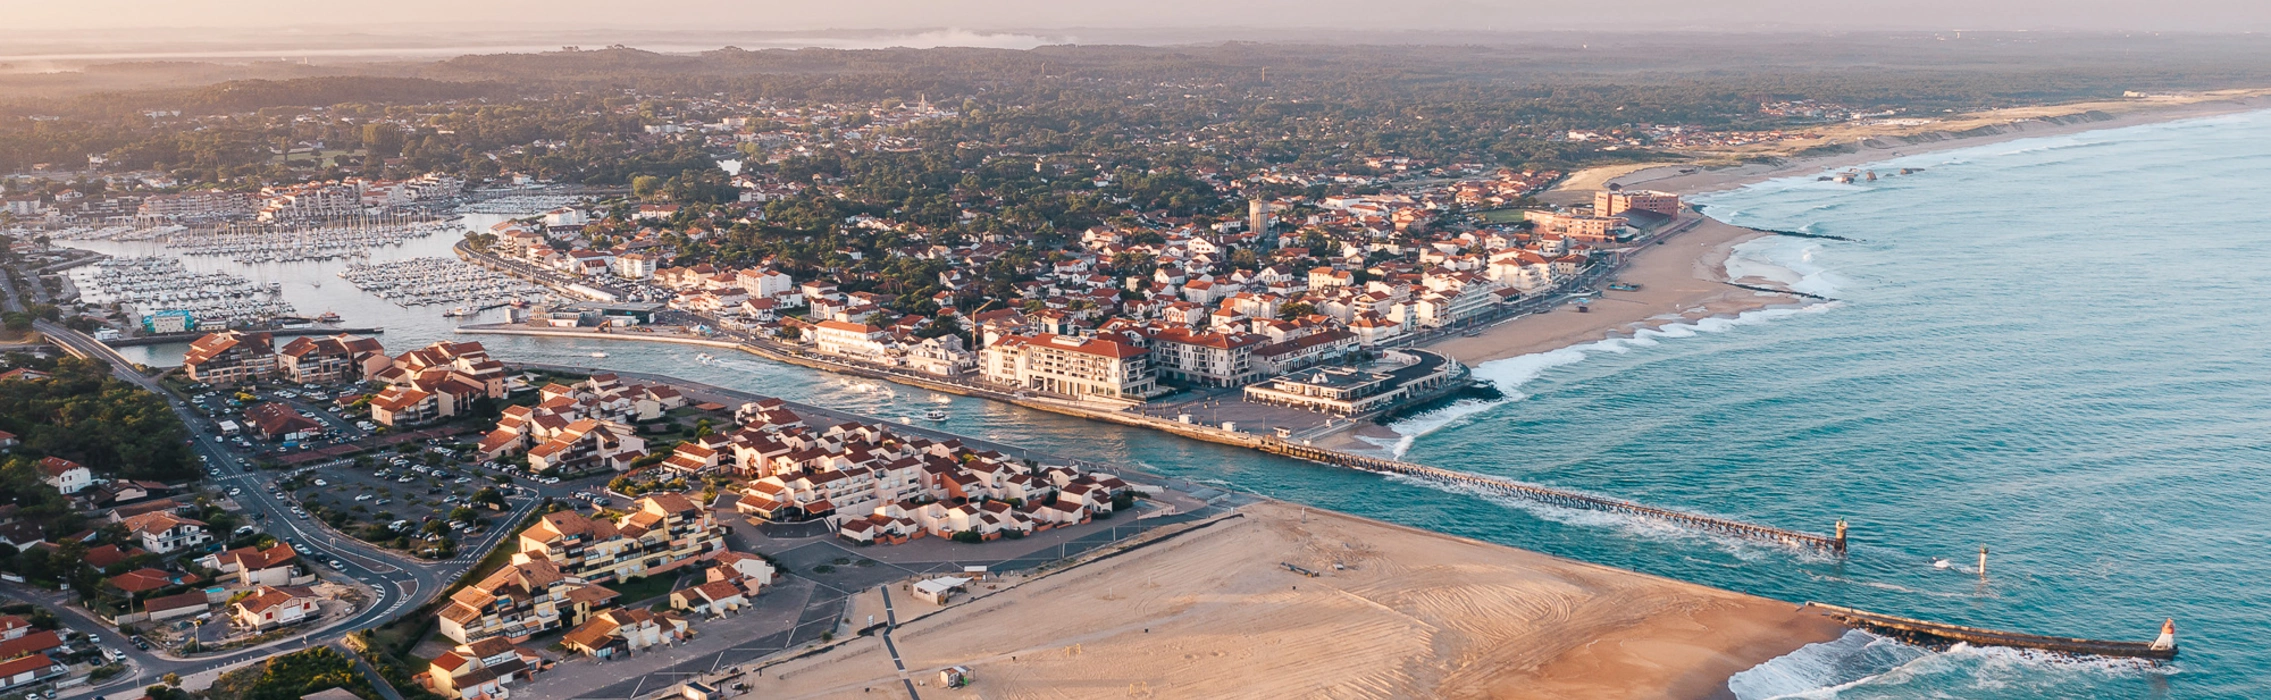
1548, 90, 2271, 202
1419, 92, 2271, 399
1429, 215, 1790, 369
755, 501, 1845, 700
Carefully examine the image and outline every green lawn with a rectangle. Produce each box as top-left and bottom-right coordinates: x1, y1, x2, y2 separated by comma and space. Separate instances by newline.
605, 574, 678, 605
1472, 208, 1533, 224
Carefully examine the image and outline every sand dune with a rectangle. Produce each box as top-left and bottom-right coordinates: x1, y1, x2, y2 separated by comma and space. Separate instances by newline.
757, 502, 1841, 699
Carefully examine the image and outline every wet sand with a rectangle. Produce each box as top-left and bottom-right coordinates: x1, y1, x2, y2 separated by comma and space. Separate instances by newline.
1427, 215, 1793, 369
756, 501, 1845, 700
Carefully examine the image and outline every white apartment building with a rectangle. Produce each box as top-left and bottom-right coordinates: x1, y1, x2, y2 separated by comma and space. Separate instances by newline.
982, 333, 1161, 401
612, 253, 656, 280
810, 320, 894, 363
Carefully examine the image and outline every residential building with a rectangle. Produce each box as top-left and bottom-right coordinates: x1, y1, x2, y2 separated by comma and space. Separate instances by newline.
522, 419, 646, 474
667, 578, 754, 616
612, 253, 656, 280
1145, 327, 1264, 387
247, 402, 324, 441
980, 333, 1161, 401
422, 638, 543, 700
118, 511, 210, 554
135, 190, 257, 222
182, 331, 276, 384
513, 494, 724, 584
369, 387, 441, 428
1525, 210, 1628, 243
0, 654, 64, 692
560, 608, 688, 659
276, 334, 385, 384
199, 544, 300, 588
809, 320, 893, 364
37, 457, 90, 495
231, 585, 323, 630
437, 560, 619, 645
1595, 189, 1683, 217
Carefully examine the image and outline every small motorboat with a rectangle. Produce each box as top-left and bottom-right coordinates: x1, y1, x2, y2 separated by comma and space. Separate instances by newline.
316, 311, 342, 324
924, 409, 948, 421
590, 352, 609, 358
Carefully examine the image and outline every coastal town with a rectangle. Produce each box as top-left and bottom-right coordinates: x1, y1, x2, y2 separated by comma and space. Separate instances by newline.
0, 28, 2250, 700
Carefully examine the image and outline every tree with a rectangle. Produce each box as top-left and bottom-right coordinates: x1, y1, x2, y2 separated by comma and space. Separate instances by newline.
631, 175, 663, 200
203, 646, 374, 700
1278, 302, 1316, 320
360, 124, 403, 159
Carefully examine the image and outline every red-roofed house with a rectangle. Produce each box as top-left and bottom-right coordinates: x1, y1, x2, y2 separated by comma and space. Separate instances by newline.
118, 511, 211, 554
246, 402, 323, 442
0, 630, 63, 660
231, 585, 323, 630
36, 457, 89, 494
0, 654, 64, 691
198, 544, 300, 587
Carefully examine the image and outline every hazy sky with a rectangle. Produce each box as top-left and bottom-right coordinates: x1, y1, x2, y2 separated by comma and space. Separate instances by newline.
13, 0, 2271, 34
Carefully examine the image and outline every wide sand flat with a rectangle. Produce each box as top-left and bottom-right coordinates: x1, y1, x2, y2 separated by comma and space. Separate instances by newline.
759, 502, 1840, 699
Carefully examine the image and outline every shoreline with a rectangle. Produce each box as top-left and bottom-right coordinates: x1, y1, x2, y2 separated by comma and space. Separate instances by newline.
489, 360, 1853, 698
750, 500, 1848, 700
1565, 92, 2271, 199
425, 98, 2265, 694
1363, 96, 2271, 454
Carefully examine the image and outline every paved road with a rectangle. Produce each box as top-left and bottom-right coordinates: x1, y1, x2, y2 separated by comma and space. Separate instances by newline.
33, 320, 536, 696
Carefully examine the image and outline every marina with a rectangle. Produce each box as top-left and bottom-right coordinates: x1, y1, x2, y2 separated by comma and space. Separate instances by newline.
454, 189, 599, 215
70, 255, 296, 327
166, 214, 454, 263
53, 214, 455, 264
337, 256, 559, 312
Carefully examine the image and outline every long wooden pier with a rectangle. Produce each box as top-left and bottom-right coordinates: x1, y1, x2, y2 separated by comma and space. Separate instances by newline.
1258, 436, 1847, 553
1806, 603, 2179, 661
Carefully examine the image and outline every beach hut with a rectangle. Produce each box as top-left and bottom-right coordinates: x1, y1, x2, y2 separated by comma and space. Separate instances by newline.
938, 666, 973, 688
911, 576, 971, 605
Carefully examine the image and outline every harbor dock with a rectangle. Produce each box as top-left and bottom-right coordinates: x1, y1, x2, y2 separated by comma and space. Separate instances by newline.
105, 326, 384, 347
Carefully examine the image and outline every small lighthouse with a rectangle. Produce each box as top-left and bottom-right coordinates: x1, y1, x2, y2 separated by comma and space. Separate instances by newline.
2151, 619, 2177, 651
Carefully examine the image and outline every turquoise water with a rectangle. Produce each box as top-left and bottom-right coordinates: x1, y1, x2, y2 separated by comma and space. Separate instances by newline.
1393, 110, 2271, 698
71, 110, 2271, 697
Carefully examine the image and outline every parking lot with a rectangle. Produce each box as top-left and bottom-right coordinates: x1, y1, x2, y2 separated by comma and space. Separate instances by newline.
277, 446, 524, 558
184, 381, 376, 455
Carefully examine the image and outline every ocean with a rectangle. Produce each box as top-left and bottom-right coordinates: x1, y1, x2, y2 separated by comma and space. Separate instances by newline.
1395, 109, 2271, 698
63, 108, 2271, 698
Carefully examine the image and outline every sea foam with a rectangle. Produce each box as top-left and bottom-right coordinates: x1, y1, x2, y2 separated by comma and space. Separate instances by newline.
1728, 630, 1930, 700
1378, 301, 1838, 457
